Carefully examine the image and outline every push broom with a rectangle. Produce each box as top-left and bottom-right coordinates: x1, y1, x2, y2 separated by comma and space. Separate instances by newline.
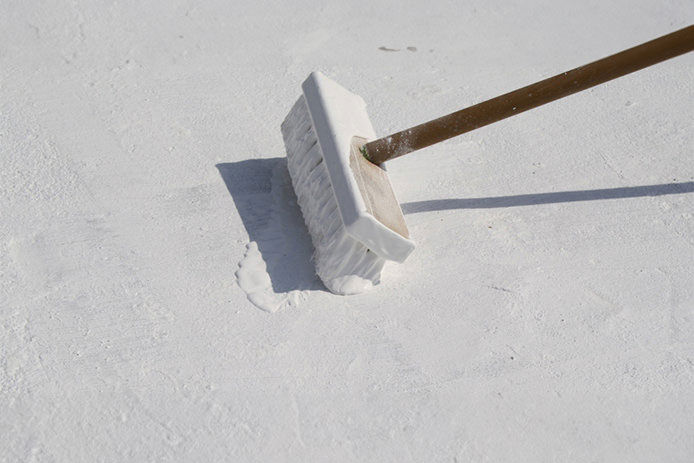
281, 25, 694, 294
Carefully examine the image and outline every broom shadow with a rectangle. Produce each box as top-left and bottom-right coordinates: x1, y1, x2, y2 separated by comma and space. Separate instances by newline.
216, 158, 322, 294
401, 181, 694, 214
218, 164, 692, 293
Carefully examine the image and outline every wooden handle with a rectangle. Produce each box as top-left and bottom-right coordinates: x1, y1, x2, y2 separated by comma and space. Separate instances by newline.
363, 25, 694, 164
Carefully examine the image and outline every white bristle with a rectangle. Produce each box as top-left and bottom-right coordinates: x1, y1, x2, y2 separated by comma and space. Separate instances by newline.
282, 96, 385, 294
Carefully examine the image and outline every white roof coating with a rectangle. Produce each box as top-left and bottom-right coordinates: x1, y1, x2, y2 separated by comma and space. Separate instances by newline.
1, 1, 693, 461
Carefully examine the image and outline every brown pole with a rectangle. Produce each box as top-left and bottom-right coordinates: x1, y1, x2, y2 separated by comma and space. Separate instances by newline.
363, 25, 694, 165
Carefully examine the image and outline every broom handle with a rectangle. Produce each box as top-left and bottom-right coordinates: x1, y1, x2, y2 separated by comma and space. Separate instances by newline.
363, 25, 694, 165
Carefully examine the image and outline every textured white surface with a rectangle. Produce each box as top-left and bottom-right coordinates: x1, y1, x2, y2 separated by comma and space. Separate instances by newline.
1, 0, 693, 461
